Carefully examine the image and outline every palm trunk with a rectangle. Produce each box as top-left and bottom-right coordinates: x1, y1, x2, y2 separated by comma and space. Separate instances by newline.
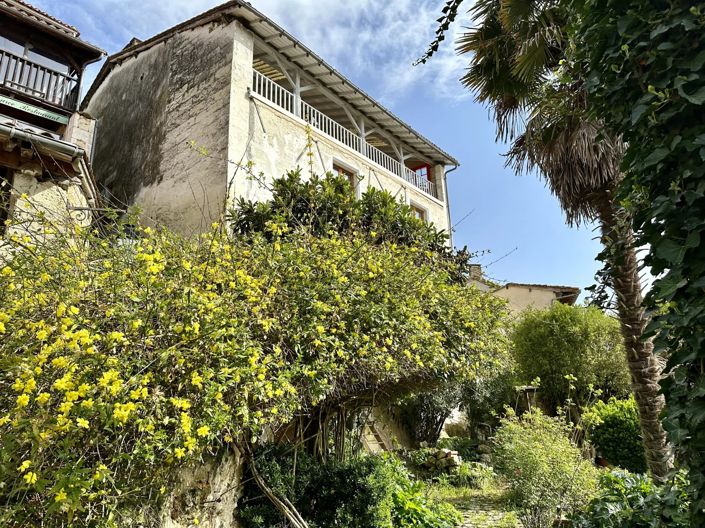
594, 192, 673, 482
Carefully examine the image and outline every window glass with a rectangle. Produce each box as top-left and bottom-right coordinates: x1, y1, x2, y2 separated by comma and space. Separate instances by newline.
334, 163, 357, 192
410, 204, 427, 222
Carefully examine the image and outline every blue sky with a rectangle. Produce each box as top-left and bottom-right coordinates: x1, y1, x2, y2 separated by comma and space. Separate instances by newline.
36, 0, 602, 292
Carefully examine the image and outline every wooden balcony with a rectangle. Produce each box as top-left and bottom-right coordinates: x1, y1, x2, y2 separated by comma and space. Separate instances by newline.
252, 70, 439, 199
0, 48, 79, 111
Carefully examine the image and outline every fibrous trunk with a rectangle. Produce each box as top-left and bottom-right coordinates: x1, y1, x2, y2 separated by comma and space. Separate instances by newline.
595, 192, 673, 482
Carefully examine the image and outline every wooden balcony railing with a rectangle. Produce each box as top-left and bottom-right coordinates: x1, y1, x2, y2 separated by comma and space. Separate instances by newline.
252, 70, 438, 199
0, 49, 79, 111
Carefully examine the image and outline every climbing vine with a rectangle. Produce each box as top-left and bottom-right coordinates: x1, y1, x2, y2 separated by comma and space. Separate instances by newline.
0, 214, 507, 525
571, 0, 705, 520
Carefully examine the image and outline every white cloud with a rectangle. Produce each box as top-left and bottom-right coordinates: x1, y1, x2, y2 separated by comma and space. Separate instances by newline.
252, 0, 472, 103
34, 0, 472, 105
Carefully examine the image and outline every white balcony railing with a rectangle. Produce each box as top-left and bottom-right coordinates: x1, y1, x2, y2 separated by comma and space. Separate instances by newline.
252, 70, 438, 199
0, 49, 79, 110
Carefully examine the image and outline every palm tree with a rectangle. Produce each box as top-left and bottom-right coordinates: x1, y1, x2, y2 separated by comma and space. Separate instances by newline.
454, 0, 673, 480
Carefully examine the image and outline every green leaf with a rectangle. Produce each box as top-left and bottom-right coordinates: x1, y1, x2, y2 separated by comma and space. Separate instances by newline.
690, 50, 705, 71
678, 85, 705, 105
655, 239, 686, 264
642, 147, 670, 167
630, 104, 649, 124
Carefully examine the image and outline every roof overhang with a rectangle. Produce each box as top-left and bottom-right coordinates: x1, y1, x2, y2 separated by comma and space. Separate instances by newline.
0, 0, 105, 65
82, 1, 458, 166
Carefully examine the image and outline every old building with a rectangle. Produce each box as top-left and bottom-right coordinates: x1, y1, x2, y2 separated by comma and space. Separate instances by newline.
83, 1, 458, 236
493, 282, 581, 314
0, 0, 104, 242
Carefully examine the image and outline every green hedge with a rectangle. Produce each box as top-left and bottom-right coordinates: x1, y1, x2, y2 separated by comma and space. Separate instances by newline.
583, 397, 647, 474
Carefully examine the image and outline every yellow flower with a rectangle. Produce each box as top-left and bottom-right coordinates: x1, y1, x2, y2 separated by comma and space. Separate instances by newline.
190, 371, 203, 389
80, 398, 94, 409
130, 387, 148, 400
23, 378, 36, 393
76, 418, 89, 429
0, 415, 10, 426
69, 305, 80, 315
174, 447, 186, 459
180, 412, 192, 434
184, 436, 197, 451
23, 471, 38, 485
196, 425, 210, 437
113, 402, 136, 424
98, 369, 120, 388
16, 394, 30, 408
36, 329, 48, 340
58, 401, 74, 415
55, 489, 67, 502
51, 356, 69, 369
36, 392, 50, 405
17, 460, 31, 472
169, 397, 191, 410
12, 378, 24, 392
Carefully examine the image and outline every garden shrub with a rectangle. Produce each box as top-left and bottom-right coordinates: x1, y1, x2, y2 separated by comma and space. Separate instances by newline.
583, 396, 647, 473
437, 436, 479, 462
512, 303, 630, 413
447, 461, 495, 489
492, 410, 598, 528
460, 350, 518, 433
239, 448, 462, 528
397, 384, 463, 445
570, 470, 690, 528
0, 219, 507, 526
392, 478, 462, 528
229, 169, 475, 285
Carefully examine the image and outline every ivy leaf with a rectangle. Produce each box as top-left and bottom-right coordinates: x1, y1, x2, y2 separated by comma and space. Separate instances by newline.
678, 85, 705, 105
642, 147, 670, 167
655, 239, 686, 265
630, 104, 649, 124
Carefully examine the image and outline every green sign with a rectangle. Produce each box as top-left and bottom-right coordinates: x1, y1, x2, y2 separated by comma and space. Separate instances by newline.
0, 95, 69, 124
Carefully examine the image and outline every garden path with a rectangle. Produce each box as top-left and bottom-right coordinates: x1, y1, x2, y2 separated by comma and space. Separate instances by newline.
453, 487, 521, 528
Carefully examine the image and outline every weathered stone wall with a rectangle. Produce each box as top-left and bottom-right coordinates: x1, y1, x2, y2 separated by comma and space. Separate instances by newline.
5, 167, 90, 240
87, 21, 238, 235
65, 112, 97, 159
238, 95, 451, 232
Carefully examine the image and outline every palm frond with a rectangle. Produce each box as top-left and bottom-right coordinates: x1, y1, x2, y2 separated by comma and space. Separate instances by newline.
505, 86, 624, 226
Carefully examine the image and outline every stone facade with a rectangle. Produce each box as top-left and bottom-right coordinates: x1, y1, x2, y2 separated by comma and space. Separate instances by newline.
85, 8, 455, 236
493, 283, 580, 314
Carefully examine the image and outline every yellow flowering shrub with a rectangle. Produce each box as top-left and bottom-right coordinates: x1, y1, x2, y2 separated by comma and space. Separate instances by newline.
0, 221, 507, 526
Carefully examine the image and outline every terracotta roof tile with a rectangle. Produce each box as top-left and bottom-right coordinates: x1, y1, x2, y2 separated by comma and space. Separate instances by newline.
1, 0, 80, 37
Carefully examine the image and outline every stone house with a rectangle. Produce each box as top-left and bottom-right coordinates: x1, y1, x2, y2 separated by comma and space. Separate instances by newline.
0, 0, 104, 245
82, 1, 458, 237
493, 282, 581, 314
